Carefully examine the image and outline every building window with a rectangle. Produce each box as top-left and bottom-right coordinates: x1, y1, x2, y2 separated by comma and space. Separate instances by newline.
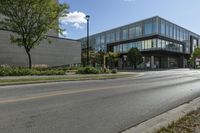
144, 22, 153, 35
173, 25, 177, 40
119, 44, 123, 53
148, 40, 152, 49
142, 41, 145, 50
106, 33, 111, 43
180, 45, 183, 52
96, 36, 101, 45
129, 26, 134, 39
115, 30, 120, 41
193, 39, 198, 52
122, 29, 128, 40
123, 43, 128, 52
114, 45, 119, 52
112, 38, 186, 53
138, 41, 142, 50
132, 42, 136, 48
101, 35, 105, 44
184, 30, 187, 41
180, 29, 184, 41
110, 32, 115, 42
160, 20, 165, 35
144, 40, 148, 50
128, 43, 133, 49
177, 27, 180, 41
152, 20, 157, 34
135, 25, 142, 36
166, 22, 170, 37
152, 39, 157, 48
161, 40, 166, 49
157, 39, 162, 48
165, 41, 169, 49
183, 31, 188, 41
169, 24, 173, 38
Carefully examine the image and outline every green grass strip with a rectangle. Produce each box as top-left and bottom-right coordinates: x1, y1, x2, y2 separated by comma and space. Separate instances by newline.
0, 74, 134, 86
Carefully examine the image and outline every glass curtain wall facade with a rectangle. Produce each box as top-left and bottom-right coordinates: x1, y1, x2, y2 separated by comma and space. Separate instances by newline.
113, 39, 183, 53
80, 16, 200, 69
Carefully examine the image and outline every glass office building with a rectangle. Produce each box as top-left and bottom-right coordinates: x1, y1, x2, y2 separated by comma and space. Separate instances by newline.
80, 16, 200, 69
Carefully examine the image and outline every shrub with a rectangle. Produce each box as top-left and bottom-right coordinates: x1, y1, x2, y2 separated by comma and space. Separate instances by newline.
48, 66, 79, 73
101, 68, 111, 74
77, 67, 100, 74
0, 67, 65, 76
111, 69, 117, 74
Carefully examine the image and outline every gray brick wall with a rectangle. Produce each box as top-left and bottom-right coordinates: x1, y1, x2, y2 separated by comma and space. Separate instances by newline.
0, 30, 81, 67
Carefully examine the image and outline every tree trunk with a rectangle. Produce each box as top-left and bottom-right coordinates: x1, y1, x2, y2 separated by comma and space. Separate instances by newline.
26, 50, 32, 69
134, 62, 137, 70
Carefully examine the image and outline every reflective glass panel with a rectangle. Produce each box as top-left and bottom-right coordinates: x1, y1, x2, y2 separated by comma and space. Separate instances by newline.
144, 22, 153, 35
135, 25, 142, 36
177, 27, 180, 41
157, 39, 162, 48
152, 39, 157, 48
138, 41, 142, 50
101, 35, 105, 44
110, 32, 115, 42
169, 24, 173, 38
160, 20, 165, 35
142, 41, 145, 50
122, 29, 128, 40
173, 26, 177, 39
116, 30, 120, 41
166, 23, 170, 37
162, 40, 166, 49
106, 33, 110, 43
129, 27, 134, 39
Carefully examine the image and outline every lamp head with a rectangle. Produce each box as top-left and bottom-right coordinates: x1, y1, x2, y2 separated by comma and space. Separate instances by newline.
85, 15, 90, 20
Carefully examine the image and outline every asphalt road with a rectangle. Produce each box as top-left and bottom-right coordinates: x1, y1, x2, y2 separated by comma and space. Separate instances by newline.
0, 69, 200, 133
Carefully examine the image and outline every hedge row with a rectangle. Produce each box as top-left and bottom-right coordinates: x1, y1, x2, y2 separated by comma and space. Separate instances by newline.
76, 66, 117, 74
0, 67, 117, 76
0, 67, 65, 76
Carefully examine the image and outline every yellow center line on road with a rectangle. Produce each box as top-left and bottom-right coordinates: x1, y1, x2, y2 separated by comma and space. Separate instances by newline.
0, 84, 130, 104
0, 75, 197, 104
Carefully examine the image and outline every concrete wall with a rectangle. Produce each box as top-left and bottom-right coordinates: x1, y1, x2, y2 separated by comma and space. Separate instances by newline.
0, 30, 81, 67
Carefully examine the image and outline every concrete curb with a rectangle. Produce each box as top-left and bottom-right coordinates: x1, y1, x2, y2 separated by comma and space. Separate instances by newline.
122, 97, 200, 133
0, 74, 137, 87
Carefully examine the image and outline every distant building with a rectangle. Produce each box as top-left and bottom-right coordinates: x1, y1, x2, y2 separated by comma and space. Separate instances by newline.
80, 16, 200, 69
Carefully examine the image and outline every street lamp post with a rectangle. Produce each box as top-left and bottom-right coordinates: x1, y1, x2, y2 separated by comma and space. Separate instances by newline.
86, 15, 90, 66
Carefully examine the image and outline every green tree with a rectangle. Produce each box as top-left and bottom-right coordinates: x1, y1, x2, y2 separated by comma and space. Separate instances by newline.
0, 0, 68, 68
106, 52, 120, 69
189, 48, 200, 68
95, 50, 106, 69
81, 50, 96, 67
127, 48, 143, 69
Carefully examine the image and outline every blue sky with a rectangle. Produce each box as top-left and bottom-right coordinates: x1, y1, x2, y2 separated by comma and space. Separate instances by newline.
59, 0, 200, 39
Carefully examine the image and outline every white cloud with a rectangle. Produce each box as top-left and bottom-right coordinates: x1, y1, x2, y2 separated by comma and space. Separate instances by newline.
62, 30, 68, 37
60, 11, 87, 29
59, 30, 68, 38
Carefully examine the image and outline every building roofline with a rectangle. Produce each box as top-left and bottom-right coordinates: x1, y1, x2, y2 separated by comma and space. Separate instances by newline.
79, 16, 158, 40
157, 16, 200, 37
0, 29, 79, 42
48, 36, 79, 42
79, 16, 200, 39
